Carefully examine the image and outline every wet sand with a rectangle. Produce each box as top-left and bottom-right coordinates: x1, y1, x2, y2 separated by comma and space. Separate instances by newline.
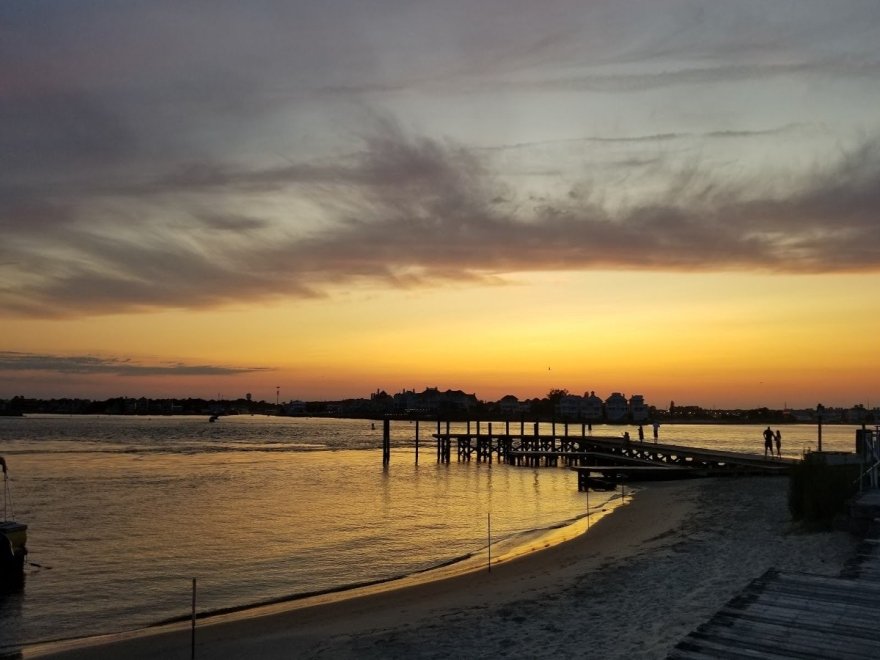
23, 476, 856, 659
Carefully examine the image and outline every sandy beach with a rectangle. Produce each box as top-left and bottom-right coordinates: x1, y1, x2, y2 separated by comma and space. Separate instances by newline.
23, 475, 856, 660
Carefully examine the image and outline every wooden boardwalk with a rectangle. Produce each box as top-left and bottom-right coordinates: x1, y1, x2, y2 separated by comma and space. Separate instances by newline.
669, 491, 880, 659
430, 431, 792, 485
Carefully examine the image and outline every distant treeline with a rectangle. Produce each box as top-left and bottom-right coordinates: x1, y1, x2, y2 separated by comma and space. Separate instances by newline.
1, 395, 875, 425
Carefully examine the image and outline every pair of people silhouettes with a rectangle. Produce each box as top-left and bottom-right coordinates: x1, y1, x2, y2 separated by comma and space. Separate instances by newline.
763, 427, 782, 457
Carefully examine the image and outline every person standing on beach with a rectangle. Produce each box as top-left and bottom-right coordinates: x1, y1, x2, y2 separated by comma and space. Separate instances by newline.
774, 429, 782, 458
652, 421, 660, 442
638, 425, 644, 442
763, 427, 774, 457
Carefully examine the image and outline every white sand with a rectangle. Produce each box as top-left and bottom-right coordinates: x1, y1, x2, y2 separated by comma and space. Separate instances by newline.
24, 476, 856, 660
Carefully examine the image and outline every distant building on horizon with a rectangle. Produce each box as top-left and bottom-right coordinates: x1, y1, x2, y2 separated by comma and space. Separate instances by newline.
629, 394, 649, 422
393, 387, 479, 415
584, 391, 603, 421
605, 392, 629, 422
498, 394, 521, 416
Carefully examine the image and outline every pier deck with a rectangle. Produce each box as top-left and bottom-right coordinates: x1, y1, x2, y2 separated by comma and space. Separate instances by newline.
430, 431, 792, 485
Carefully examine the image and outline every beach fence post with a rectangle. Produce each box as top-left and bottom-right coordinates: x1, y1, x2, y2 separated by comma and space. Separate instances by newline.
191, 577, 196, 660
487, 512, 491, 573
586, 488, 590, 530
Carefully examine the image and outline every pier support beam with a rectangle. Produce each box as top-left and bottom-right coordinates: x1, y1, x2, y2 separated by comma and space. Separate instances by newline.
382, 418, 391, 466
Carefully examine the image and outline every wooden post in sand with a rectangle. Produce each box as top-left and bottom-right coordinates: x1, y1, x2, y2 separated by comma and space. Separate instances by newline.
586, 488, 590, 530
191, 578, 196, 659
487, 513, 492, 573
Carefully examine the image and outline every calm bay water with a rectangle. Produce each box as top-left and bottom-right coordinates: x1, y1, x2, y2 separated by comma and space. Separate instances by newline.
0, 415, 861, 650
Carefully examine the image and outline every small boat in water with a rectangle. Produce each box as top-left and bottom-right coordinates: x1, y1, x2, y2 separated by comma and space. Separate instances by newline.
1, 456, 27, 580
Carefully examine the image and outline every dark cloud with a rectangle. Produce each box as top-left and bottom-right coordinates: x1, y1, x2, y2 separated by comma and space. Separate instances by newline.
1, 3, 879, 319
0, 352, 271, 376
2, 125, 879, 319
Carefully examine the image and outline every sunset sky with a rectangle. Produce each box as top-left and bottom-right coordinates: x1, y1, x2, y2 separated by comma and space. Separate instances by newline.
2, 1, 879, 408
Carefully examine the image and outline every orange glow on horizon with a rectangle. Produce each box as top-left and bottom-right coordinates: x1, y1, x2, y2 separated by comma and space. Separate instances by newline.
2, 271, 878, 409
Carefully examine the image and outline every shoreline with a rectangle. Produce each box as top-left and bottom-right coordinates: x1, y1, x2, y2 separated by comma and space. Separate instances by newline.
23, 476, 858, 659
147, 493, 625, 628
17, 488, 630, 657
22, 481, 686, 659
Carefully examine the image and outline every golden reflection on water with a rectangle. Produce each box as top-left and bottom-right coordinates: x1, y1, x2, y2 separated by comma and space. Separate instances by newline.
0, 416, 862, 648
2, 416, 610, 647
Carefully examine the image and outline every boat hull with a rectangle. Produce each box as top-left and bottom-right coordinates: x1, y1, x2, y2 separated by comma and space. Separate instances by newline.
1, 521, 27, 577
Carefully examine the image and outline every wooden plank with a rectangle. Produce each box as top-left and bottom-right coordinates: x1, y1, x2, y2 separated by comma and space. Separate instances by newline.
718, 608, 880, 641
691, 625, 878, 660
669, 641, 776, 660
708, 614, 880, 654
672, 566, 880, 660
678, 632, 811, 659
730, 595, 880, 624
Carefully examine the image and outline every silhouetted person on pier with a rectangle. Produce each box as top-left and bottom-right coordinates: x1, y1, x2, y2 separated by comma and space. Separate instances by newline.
763, 427, 774, 457
775, 429, 782, 458
652, 422, 660, 442
622, 431, 631, 444
638, 425, 644, 441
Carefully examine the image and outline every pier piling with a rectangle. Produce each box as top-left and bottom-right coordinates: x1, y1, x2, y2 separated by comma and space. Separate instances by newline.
382, 418, 391, 466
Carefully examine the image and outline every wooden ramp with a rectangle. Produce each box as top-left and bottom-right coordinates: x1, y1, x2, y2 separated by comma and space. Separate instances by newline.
671, 493, 880, 659
669, 569, 880, 659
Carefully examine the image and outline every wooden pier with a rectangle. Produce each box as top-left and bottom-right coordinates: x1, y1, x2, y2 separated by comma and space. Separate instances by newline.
429, 429, 793, 487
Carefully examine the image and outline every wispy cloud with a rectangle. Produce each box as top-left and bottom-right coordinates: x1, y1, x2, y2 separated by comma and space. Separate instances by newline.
2, 123, 879, 318
0, 352, 271, 377
2, 3, 880, 319
482, 124, 806, 152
